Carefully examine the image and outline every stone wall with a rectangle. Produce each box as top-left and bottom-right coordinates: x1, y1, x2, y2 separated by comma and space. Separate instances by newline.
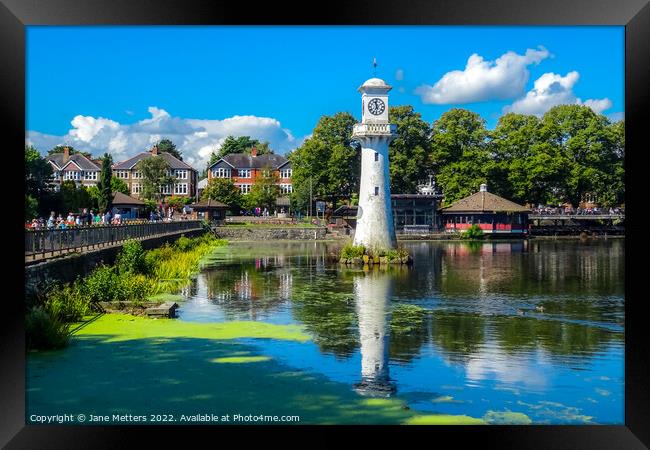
211, 226, 327, 241
25, 229, 206, 299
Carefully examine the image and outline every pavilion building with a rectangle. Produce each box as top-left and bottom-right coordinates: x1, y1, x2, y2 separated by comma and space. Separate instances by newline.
441, 184, 530, 236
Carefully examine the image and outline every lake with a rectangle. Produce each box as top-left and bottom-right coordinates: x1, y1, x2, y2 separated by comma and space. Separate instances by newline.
174, 238, 624, 424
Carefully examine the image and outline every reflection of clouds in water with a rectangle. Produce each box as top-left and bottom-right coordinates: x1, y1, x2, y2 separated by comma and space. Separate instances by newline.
464, 342, 549, 390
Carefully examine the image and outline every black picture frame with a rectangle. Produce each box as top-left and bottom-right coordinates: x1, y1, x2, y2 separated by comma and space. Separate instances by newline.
3, 0, 648, 447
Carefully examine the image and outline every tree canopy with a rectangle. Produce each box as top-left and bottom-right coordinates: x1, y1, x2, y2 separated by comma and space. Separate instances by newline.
48, 145, 93, 159
201, 177, 242, 213
208, 136, 274, 168
137, 156, 176, 202
96, 153, 114, 213
156, 139, 183, 161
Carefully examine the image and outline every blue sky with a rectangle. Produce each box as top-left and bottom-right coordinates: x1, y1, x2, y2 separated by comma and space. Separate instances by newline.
26, 26, 624, 168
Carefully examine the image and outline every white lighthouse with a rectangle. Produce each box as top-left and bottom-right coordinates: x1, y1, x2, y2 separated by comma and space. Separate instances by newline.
352, 77, 398, 251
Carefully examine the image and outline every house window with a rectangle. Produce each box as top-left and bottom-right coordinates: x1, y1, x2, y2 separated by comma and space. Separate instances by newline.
374, 152, 379, 162
374, 186, 379, 196
64, 171, 80, 180
174, 183, 188, 195
132, 171, 141, 179
116, 170, 129, 179
280, 168, 292, 178
239, 184, 251, 194
160, 184, 172, 195
212, 167, 231, 178
280, 184, 293, 194
239, 169, 251, 178
175, 170, 188, 179
132, 183, 141, 194
84, 171, 98, 181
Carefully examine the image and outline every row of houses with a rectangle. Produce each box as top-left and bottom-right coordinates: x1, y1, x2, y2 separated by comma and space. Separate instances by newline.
45, 145, 293, 203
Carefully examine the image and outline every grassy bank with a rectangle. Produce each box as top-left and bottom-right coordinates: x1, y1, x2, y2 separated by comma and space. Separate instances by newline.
26, 233, 228, 350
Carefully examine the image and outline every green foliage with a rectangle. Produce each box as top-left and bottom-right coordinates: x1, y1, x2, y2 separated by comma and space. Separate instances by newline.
202, 177, 242, 212
111, 176, 130, 195
59, 180, 93, 214
116, 240, 148, 275
156, 138, 182, 160
137, 156, 176, 202
462, 224, 485, 240
389, 105, 433, 193
25, 194, 39, 221
166, 195, 189, 211
247, 168, 280, 211
25, 307, 70, 350
341, 244, 365, 259
97, 153, 114, 213
391, 304, 428, 334
289, 112, 359, 213
44, 282, 91, 322
210, 136, 274, 165
47, 145, 92, 159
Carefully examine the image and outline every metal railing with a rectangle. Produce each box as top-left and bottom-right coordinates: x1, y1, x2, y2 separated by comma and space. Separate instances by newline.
25, 220, 204, 260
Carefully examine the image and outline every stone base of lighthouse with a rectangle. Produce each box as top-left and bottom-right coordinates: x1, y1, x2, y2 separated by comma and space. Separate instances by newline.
352, 135, 397, 252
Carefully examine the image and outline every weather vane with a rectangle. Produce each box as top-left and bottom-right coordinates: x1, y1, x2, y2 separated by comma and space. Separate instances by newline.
373, 57, 377, 76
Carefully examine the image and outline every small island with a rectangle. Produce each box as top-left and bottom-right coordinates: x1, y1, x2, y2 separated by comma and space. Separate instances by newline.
339, 243, 413, 266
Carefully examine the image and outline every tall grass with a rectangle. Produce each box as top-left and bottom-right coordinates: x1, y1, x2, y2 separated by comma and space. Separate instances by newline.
27, 233, 228, 350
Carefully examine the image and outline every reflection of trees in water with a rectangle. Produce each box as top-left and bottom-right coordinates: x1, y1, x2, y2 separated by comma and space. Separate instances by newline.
389, 304, 429, 363
430, 239, 623, 299
430, 312, 486, 363
290, 269, 359, 358
203, 259, 292, 321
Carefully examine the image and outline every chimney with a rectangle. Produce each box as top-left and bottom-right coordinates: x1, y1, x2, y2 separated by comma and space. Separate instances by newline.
63, 146, 70, 163
479, 183, 488, 192
151, 145, 159, 155
251, 147, 258, 157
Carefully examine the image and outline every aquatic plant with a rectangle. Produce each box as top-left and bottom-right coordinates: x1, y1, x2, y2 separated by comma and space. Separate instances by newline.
116, 239, 148, 275
341, 244, 366, 259
462, 224, 484, 240
390, 304, 428, 334
25, 306, 70, 350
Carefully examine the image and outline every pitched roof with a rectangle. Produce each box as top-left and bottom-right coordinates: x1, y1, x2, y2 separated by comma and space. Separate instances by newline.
191, 198, 229, 209
112, 151, 196, 171
208, 153, 288, 170
46, 153, 101, 171
441, 191, 530, 213
112, 191, 145, 206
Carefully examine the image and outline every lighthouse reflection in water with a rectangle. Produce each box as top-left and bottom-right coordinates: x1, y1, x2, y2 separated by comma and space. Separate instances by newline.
353, 270, 396, 397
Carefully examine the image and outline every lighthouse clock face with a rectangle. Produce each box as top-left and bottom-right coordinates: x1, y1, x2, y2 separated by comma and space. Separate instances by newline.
367, 98, 385, 115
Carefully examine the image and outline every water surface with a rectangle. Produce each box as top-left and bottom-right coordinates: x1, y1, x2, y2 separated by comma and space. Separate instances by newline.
176, 239, 624, 424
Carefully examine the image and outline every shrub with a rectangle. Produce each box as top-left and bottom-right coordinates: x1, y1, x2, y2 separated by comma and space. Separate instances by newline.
174, 236, 195, 252
25, 307, 70, 350
463, 224, 484, 240
116, 273, 155, 304
341, 244, 365, 259
44, 282, 91, 322
83, 265, 120, 303
116, 240, 148, 275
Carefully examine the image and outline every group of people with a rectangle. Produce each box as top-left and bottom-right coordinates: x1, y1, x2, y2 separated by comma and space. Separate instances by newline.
27, 208, 123, 229
532, 205, 624, 215
239, 207, 273, 217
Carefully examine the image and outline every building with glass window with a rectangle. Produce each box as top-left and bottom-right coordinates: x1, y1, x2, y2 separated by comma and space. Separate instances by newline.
112, 145, 198, 200
441, 184, 530, 236
206, 147, 292, 208
45, 147, 101, 190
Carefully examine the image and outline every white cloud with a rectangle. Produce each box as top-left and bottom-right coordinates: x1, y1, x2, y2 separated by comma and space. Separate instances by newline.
26, 107, 306, 170
505, 71, 612, 116
415, 47, 550, 104
395, 69, 404, 81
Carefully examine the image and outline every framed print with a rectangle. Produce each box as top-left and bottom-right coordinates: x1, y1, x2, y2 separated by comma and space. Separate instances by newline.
3, 0, 649, 447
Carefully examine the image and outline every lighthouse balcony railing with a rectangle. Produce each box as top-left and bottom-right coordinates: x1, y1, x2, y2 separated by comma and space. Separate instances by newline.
352, 123, 397, 136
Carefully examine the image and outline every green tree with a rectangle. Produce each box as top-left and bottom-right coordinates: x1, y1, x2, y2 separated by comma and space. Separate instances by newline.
289, 112, 360, 213
137, 156, 176, 202
202, 177, 242, 213
25, 145, 54, 216
388, 105, 433, 194
48, 145, 92, 159
214, 136, 274, 160
430, 109, 491, 205
539, 105, 621, 207
156, 138, 183, 160
111, 176, 130, 195
247, 168, 280, 212
96, 153, 114, 213
59, 181, 93, 214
